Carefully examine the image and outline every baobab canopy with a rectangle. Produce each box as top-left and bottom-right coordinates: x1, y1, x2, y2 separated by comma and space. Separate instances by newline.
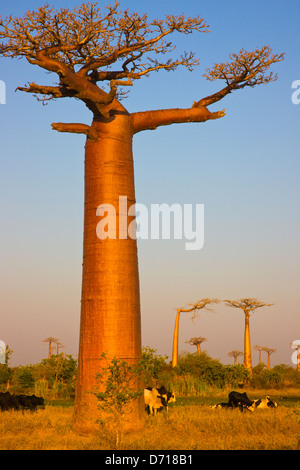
0, 2, 284, 129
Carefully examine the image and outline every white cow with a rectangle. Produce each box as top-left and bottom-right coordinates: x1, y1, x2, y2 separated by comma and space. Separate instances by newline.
144, 388, 167, 415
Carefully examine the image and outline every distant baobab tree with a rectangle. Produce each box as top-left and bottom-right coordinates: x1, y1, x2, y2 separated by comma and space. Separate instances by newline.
224, 298, 273, 371
186, 337, 207, 356
42, 337, 59, 359
0, 2, 283, 429
254, 345, 264, 364
262, 347, 276, 370
228, 350, 243, 366
54, 341, 65, 355
172, 299, 218, 367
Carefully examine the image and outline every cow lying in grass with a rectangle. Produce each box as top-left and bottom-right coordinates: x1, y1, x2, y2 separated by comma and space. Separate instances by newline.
253, 396, 278, 408
212, 392, 278, 412
211, 391, 254, 412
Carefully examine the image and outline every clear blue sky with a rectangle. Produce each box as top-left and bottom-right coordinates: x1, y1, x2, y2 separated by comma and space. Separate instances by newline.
0, 0, 299, 367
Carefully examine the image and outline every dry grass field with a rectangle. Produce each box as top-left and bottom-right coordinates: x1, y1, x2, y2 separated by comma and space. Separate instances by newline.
0, 392, 299, 450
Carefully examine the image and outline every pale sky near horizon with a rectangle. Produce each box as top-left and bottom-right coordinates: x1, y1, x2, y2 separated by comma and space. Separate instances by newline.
0, 0, 299, 368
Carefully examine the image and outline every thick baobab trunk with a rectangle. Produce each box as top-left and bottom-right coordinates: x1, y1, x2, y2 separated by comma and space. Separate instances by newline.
244, 313, 252, 371
73, 111, 143, 431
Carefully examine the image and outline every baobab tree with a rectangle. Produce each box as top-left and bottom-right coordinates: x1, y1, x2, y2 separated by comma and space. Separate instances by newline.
0, 3, 283, 429
172, 299, 218, 367
42, 337, 59, 359
54, 341, 65, 355
186, 337, 207, 356
224, 298, 273, 371
254, 345, 264, 364
228, 350, 243, 366
262, 347, 276, 370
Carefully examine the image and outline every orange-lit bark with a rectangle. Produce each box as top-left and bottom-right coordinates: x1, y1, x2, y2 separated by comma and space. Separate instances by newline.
244, 313, 252, 371
132, 106, 225, 133
172, 309, 181, 368
73, 105, 144, 430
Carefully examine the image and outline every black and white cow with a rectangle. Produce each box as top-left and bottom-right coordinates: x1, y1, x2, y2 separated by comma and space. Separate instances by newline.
156, 386, 176, 410
144, 388, 167, 415
228, 391, 255, 412
144, 386, 176, 415
211, 402, 232, 409
253, 396, 278, 409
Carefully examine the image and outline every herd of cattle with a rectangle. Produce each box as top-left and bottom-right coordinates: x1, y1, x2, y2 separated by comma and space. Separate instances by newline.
1, 388, 278, 415
143, 388, 279, 415
0, 391, 44, 412
212, 391, 278, 412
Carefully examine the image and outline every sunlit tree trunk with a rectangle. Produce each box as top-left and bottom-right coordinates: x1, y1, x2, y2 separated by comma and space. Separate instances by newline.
244, 313, 252, 371
267, 352, 271, 370
172, 300, 216, 367
172, 309, 181, 367
73, 110, 144, 430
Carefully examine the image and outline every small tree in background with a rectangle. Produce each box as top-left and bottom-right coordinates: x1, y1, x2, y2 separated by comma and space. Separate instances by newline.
262, 347, 276, 370
186, 337, 207, 356
172, 299, 218, 367
53, 341, 65, 355
42, 337, 59, 359
228, 350, 243, 366
254, 345, 264, 364
224, 298, 273, 372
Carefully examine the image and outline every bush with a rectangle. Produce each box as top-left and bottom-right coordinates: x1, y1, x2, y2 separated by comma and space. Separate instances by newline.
139, 347, 169, 385
15, 366, 35, 390
250, 363, 300, 390
174, 353, 250, 392
0, 365, 11, 388
93, 354, 143, 448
